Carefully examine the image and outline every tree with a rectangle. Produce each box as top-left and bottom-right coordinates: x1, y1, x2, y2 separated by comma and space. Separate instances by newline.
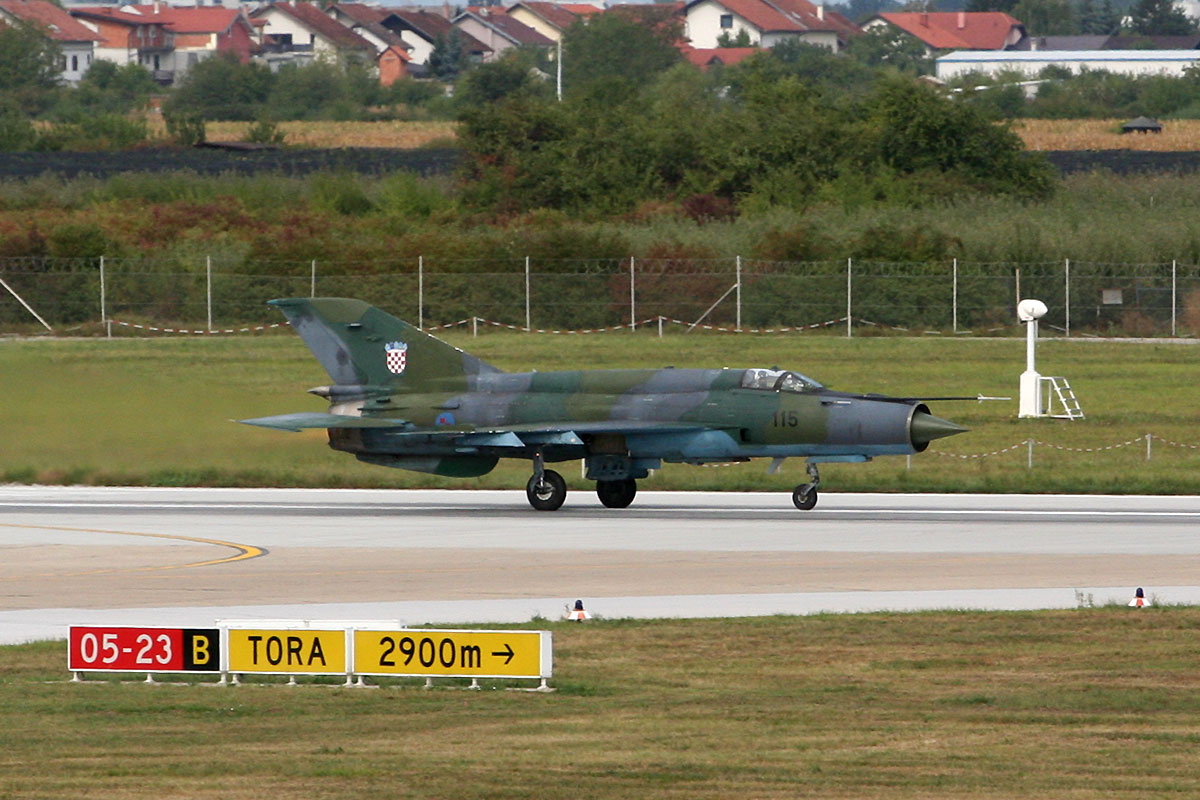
1126, 0, 1197, 35
715, 28, 754, 47
428, 30, 471, 81
1013, 0, 1077, 34
846, 25, 932, 73
0, 19, 61, 114
561, 9, 681, 98
1077, 0, 1120, 34
165, 53, 274, 121
454, 49, 552, 108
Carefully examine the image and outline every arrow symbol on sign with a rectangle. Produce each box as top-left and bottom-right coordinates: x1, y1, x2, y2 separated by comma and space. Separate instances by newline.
492, 643, 514, 665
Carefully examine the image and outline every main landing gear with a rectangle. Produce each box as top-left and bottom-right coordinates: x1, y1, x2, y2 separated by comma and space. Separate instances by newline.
526, 450, 567, 511
596, 478, 637, 509
792, 462, 820, 511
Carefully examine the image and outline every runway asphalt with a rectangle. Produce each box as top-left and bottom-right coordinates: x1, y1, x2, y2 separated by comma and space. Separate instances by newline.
2, 486, 1198, 644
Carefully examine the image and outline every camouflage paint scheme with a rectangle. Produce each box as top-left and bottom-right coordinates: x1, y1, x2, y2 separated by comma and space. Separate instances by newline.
241, 298, 966, 509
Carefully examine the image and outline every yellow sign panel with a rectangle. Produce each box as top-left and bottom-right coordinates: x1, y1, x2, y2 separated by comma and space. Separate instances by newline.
354, 629, 551, 678
227, 629, 347, 674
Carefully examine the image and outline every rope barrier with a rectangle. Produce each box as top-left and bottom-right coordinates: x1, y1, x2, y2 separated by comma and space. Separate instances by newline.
933, 434, 1200, 460
108, 320, 290, 335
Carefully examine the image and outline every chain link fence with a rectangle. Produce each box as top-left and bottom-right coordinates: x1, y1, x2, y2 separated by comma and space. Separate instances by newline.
2, 255, 1199, 336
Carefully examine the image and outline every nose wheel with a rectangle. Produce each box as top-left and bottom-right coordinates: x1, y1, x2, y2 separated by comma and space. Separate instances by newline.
527, 470, 567, 511
791, 462, 820, 511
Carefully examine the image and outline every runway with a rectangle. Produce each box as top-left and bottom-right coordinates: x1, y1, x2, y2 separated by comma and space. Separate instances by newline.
2, 486, 1198, 644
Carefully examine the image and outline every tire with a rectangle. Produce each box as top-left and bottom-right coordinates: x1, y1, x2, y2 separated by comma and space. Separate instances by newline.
526, 470, 567, 511
596, 478, 637, 509
792, 485, 818, 511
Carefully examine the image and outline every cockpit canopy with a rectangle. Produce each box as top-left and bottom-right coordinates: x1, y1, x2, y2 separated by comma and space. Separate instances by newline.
740, 368, 823, 393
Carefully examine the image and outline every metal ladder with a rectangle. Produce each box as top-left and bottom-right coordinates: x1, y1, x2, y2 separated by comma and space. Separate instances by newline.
1040, 376, 1083, 419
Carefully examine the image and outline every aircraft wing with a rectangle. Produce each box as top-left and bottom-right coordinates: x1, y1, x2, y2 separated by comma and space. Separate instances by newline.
239, 413, 412, 432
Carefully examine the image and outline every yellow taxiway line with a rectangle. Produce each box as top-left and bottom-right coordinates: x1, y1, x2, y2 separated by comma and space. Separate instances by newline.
0, 522, 266, 575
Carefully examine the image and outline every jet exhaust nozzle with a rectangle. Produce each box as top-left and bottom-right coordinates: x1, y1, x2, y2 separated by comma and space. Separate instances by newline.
910, 409, 968, 451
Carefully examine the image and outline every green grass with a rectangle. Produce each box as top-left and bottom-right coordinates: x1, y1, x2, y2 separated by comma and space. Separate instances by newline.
2, 331, 1199, 493
5, 609, 1200, 799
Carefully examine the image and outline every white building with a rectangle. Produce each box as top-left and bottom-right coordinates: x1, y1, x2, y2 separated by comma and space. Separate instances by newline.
936, 49, 1200, 80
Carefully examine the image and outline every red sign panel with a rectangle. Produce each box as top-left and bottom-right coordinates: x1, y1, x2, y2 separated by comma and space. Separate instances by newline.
68, 627, 220, 673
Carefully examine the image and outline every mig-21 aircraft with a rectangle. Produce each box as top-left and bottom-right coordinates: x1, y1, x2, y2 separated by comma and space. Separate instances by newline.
241, 298, 968, 511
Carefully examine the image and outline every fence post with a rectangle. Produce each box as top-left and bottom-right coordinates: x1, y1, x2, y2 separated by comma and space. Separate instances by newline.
524, 255, 531, 332
1064, 258, 1070, 338
952, 258, 957, 334
735, 255, 742, 332
99, 255, 110, 338
658, 315, 663, 338
1171, 260, 1177, 337
472, 316, 477, 338
630, 256, 636, 331
1027, 438, 1034, 469
846, 257, 852, 339
311, 260, 316, 298
418, 255, 424, 331
1146, 433, 1152, 461
206, 255, 212, 332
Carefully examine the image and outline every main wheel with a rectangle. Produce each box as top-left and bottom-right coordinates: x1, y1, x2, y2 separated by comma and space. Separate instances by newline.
526, 470, 567, 511
792, 485, 818, 511
596, 478, 637, 509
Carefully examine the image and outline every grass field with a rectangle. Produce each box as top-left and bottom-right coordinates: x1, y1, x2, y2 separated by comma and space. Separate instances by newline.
136, 118, 1200, 152
2, 331, 1198, 494
3, 609, 1199, 799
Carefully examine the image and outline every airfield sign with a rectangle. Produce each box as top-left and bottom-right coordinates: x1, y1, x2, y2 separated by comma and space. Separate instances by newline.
353, 629, 551, 679
226, 629, 347, 675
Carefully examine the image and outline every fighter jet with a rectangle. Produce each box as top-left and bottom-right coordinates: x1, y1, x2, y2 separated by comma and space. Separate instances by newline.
241, 298, 967, 511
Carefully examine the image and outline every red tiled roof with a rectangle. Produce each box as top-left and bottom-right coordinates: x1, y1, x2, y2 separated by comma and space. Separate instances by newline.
875, 12, 1022, 50
331, 2, 390, 26
771, 0, 859, 37
508, 1, 590, 31
71, 6, 165, 28
682, 45, 758, 67
254, 2, 374, 51
388, 8, 492, 53
0, 0, 101, 42
470, 11, 553, 45
118, 5, 250, 35
685, 0, 859, 39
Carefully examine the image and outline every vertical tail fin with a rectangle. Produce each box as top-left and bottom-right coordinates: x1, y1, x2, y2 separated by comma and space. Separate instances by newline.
270, 298, 502, 389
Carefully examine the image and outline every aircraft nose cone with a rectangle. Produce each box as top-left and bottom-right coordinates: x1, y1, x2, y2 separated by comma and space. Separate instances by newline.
910, 410, 968, 447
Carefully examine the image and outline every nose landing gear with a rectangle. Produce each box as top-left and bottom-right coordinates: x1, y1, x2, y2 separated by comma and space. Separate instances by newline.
792, 462, 820, 511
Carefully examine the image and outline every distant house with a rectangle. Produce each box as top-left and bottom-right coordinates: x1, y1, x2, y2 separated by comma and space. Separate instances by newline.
936, 49, 1200, 80
505, 1, 604, 42
327, 2, 412, 57
0, 0, 102, 85
684, 0, 860, 53
453, 8, 553, 61
252, 1, 375, 70
107, 5, 257, 81
383, 9, 491, 66
71, 7, 174, 79
377, 42, 411, 85
863, 12, 1025, 55
1011, 34, 1200, 50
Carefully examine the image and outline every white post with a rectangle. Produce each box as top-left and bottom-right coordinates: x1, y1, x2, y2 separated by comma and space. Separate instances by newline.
952, 258, 957, 334
525, 256, 531, 331
1017, 299, 1047, 418
846, 257, 852, 338
735, 255, 742, 332
1027, 438, 1034, 469
658, 315, 663, 338
1171, 260, 1177, 337
1146, 433, 1152, 461
99, 256, 110, 338
472, 316, 477, 338
629, 256, 636, 331
311, 260, 316, 298
206, 255, 212, 332
1064, 258, 1070, 338
418, 255, 424, 330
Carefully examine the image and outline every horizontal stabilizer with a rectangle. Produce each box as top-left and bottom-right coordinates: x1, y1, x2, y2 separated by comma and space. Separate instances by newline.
239, 413, 411, 432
